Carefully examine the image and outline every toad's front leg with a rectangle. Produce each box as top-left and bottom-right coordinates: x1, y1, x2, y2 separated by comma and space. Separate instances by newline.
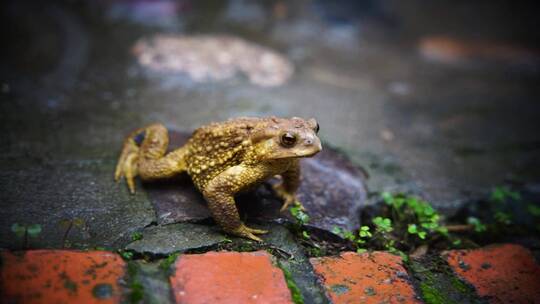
273, 159, 302, 212
203, 165, 269, 241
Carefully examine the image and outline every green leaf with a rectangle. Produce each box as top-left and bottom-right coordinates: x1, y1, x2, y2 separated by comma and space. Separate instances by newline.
343, 230, 356, 241
11, 223, 26, 238
302, 231, 310, 239
494, 212, 512, 225
381, 192, 394, 205
119, 251, 134, 260
290, 206, 310, 225
418, 231, 427, 239
393, 197, 406, 209
527, 204, 540, 217
373, 217, 393, 233
491, 186, 521, 203
27, 224, 42, 238
436, 226, 449, 236
467, 217, 487, 233
356, 248, 367, 253
131, 232, 143, 241
407, 224, 418, 234
359, 226, 372, 238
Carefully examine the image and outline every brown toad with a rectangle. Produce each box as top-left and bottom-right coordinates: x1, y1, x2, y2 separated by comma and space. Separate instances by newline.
115, 117, 322, 241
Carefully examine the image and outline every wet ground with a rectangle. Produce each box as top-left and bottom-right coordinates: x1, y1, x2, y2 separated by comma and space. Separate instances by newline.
1, 0, 539, 250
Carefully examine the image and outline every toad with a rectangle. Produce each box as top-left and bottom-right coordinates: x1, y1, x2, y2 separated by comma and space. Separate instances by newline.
115, 117, 322, 241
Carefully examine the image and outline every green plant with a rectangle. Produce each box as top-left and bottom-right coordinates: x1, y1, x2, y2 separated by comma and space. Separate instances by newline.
289, 204, 312, 241
118, 250, 134, 260
371, 216, 406, 258
290, 205, 310, 226
131, 232, 143, 241
381, 192, 448, 241
159, 253, 180, 271
373, 217, 393, 233
11, 223, 42, 248
494, 211, 512, 225
332, 225, 372, 252
408, 224, 427, 240
528, 204, 540, 217
127, 262, 144, 303
467, 217, 486, 233
490, 186, 521, 203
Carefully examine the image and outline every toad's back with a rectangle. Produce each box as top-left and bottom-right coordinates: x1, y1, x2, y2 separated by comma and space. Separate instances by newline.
184, 117, 266, 191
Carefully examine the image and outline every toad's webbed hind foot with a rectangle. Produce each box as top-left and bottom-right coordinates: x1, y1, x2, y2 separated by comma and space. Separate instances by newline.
115, 129, 144, 193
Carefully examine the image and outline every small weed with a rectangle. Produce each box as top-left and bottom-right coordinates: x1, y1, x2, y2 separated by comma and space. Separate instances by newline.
490, 186, 521, 203
159, 253, 180, 271
279, 263, 304, 304
528, 204, 540, 217
290, 204, 310, 226
289, 203, 312, 241
126, 262, 144, 304
467, 217, 487, 233
118, 250, 134, 261
131, 232, 143, 241
494, 211, 512, 225
11, 223, 42, 248
331, 192, 452, 258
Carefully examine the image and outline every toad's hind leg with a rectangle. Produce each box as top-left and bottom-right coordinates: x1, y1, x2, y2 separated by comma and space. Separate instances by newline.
203, 165, 269, 241
115, 123, 188, 193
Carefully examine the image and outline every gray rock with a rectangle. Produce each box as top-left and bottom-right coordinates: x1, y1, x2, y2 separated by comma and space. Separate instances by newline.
0, 160, 155, 250
126, 223, 227, 255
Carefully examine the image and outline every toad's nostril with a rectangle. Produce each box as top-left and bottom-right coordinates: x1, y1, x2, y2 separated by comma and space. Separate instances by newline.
305, 139, 313, 144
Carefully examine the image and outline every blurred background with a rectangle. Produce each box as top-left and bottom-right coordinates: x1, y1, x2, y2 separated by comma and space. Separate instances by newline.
1, 0, 539, 217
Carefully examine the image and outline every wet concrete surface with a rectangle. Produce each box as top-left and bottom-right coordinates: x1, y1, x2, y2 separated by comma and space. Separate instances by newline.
1, 0, 539, 249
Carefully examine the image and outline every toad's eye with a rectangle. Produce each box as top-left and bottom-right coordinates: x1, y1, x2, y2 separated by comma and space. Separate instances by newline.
280, 132, 297, 147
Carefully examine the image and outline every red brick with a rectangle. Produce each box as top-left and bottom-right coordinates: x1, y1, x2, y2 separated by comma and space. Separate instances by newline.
1, 250, 126, 304
170, 250, 293, 304
310, 251, 420, 304
445, 244, 540, 304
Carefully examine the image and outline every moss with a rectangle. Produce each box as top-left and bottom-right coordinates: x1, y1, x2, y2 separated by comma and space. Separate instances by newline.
420, 282, 456, 304
449, 276, 470, 294
278, 263, 304, 304
159, 252, 180, 273
126, 261, 145, 304
129, 281, 144, 303
409, 257, 484, 304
